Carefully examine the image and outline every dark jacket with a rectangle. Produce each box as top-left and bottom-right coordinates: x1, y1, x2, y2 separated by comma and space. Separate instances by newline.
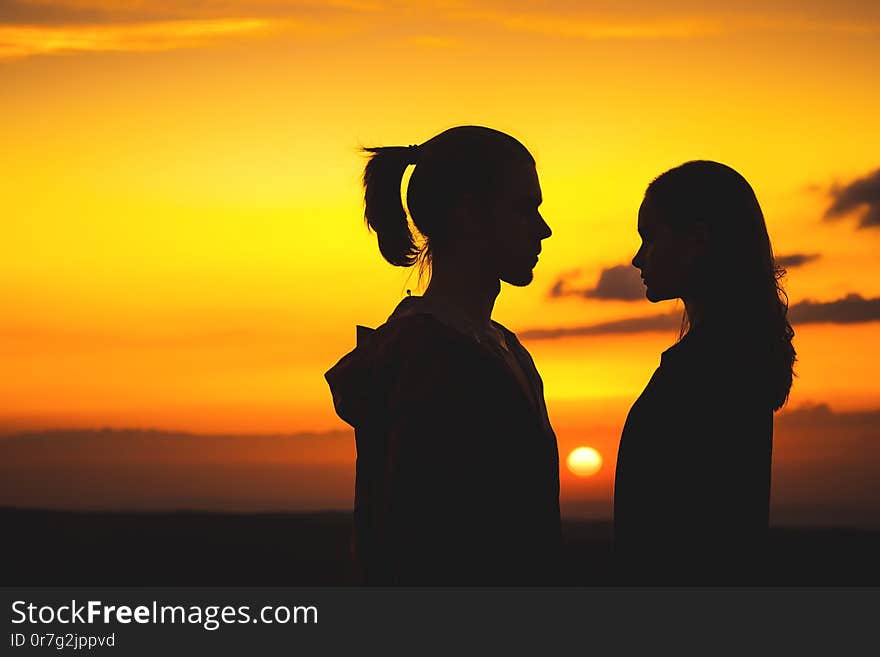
613, 329, 773, 585
325, 296, 561, 585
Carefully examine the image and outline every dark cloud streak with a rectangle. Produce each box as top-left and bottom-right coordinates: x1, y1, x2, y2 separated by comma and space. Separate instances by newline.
551, 253, 821, 304
789, 293, 880, 325
519, 312, 679, 340
776, 403, 880, 431
776, 253, 820, 269
0, 0, 157, 25
522, 293, 880, 340
0, 1, 365, 26
549, 264, 645, 302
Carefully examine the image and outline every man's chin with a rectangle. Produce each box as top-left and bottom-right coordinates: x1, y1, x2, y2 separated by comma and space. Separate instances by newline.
501, 270, 534, 287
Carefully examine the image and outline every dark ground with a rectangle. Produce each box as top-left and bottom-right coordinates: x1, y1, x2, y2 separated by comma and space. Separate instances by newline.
3, 508, 879, 586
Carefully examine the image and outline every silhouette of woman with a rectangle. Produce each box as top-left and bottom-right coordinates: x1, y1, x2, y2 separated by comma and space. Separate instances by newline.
325, 126, 561, 585
613, 161, 796, 585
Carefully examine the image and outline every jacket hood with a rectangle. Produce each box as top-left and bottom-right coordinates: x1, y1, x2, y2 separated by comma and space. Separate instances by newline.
324, 296, 437, 429
324, 296, 519, 428
324, 323, 381, 428
324, 295, 519, 429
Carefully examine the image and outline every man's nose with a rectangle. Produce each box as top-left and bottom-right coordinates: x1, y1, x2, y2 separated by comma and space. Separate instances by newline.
538, 214, 552, 240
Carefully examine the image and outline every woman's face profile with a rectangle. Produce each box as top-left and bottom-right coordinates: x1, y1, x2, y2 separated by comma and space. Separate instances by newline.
487, 161, 552, 287
632, 198, 704, 303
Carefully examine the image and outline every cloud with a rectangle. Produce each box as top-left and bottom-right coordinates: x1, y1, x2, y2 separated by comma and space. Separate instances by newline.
776, 253, 820, 269
0, 0, 117, 24
522, 293, 880, 340
549, 255, 824, 302
519, 312, 679, 340
0, 18, 273, 58
824, 168, 880, 229
0, 1, 369, 58
549, 264, 645, 302
7, 1, 880, 59
789, 294, 880, 325
0, 0, 255, 25
776, 403, 880, 432
450, 1, 880, 41
549, 255, 822, 303
468, 11, 723, 40
0, 1, 378, 25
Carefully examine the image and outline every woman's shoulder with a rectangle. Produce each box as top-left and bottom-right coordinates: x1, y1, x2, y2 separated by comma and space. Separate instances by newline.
660, 329, 736, 373
659, 329, 773, 413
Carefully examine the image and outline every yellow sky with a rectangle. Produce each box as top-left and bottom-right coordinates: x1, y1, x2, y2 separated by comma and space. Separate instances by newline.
2, 0, 879, 438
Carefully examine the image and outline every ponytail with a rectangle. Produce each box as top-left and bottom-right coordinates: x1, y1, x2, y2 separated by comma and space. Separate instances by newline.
362, 146, 420, 267
361, 127, 533, 271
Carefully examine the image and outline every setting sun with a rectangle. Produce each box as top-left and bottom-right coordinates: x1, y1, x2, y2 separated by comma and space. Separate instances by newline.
566, 447, 603, 477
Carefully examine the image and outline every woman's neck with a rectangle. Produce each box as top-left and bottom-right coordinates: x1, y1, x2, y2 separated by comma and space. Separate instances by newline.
683, 298, 702, 331
683, 295, 728, 338
423, 259, 500, 328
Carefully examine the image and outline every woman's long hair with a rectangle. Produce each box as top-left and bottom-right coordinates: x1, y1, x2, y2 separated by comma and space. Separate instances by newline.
361, 125, 534, 284
645, 160, 796, 411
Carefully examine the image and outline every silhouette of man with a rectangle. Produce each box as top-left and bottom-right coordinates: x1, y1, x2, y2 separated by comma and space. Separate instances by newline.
325, 126, 561, 585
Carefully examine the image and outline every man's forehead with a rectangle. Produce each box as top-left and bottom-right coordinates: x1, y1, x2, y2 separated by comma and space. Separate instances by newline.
503, 162, 541, 198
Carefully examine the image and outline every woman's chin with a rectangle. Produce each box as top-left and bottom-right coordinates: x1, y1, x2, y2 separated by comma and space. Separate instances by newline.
645, 288, 670, 303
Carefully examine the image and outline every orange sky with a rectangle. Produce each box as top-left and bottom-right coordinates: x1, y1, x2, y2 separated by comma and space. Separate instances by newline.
2, 1, 879, 516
